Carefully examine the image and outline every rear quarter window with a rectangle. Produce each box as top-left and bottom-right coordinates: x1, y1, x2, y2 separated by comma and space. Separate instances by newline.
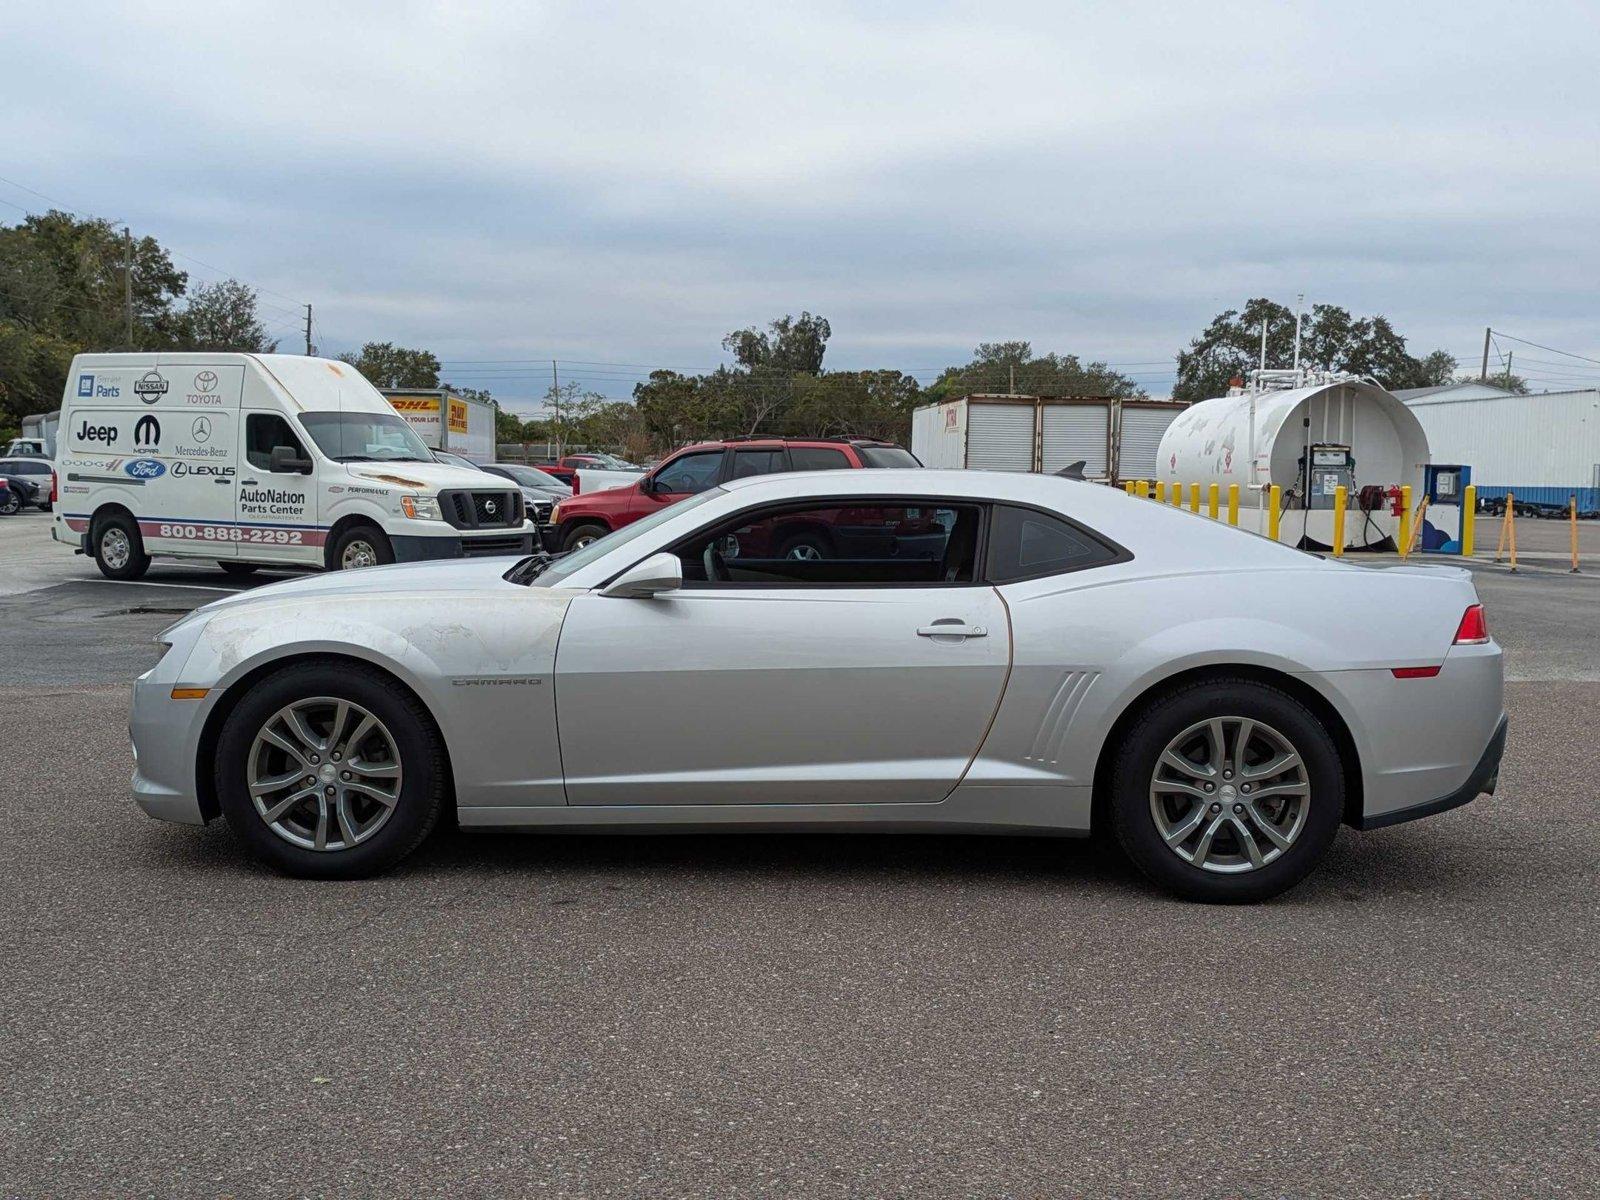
986, 504, 1123, 582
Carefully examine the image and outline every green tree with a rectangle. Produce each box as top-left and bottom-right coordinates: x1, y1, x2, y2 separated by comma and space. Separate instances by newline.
179, 278, 277, 352
338, 342, 441, 388
1172, 300, 1457, 401
722, 311, 831, 375
925, 341, 1144, 403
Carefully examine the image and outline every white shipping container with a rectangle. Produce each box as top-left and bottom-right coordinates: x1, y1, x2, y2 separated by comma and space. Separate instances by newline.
909, 396, 1180, 480
382, 389, 496, 462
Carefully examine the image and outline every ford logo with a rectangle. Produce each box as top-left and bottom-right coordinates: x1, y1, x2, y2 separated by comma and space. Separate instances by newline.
124, 458, 167, 479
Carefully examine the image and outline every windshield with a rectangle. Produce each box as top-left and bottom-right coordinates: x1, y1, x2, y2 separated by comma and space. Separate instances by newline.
301, 412, 432, 462
859, 445, 921, 468
531, 488, 728, 586
499, 464, 566, 488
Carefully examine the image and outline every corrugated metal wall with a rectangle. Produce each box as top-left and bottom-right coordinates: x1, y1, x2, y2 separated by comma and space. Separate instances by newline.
1117, 404, 1183, 481
1406, 389, 1600, 488
966, 403, 1036, 470
1041, 404, 1111, 477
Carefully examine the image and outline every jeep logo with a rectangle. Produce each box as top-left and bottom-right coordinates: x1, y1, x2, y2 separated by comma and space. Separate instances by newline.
124, 459, 167, 480
76, 420, 118, 445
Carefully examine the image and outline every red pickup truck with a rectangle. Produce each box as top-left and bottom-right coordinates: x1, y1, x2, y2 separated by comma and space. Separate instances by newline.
549, 436, 920, 550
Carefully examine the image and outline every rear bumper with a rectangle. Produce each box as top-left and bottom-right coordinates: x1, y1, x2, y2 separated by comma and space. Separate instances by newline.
392, 531, 537, 562
1357, 712, 1507, 830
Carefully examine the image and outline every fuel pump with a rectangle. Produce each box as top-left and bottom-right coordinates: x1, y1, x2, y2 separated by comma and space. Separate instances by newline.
1298, 444, 1355, 509
1421, 464, 1472, 553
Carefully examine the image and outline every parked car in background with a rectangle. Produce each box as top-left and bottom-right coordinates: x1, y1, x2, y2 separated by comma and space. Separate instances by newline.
128, 468, 1506, 901
0, 458, 55, 510
549, 436, 921, 550
476, 463, 571, 541
0, 478, 17, 516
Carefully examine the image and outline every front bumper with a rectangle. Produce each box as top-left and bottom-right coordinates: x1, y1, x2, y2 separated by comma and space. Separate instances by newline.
1357, 713, 1507, 830
130, 663, 211, 826
392, 530, 537, 562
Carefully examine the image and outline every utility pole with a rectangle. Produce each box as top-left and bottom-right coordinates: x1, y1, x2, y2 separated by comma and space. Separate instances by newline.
304, 304, 313, 355
123, 226, 134, 350
1504, 351, 1512, 387
551, 359, 562, 457
1480, 326, 1492, 381
1008, 364, 1016, 395
1292, 292, 1304, 373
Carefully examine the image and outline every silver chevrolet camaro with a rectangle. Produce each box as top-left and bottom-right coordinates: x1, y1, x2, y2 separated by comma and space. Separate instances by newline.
130, 469, 1506, 902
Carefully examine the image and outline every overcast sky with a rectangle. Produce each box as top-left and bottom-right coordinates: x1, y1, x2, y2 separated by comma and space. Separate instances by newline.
4, 1, 1598, 410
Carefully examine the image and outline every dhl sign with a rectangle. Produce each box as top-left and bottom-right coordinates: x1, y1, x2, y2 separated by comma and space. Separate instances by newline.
390, 397, 440, 413
448, 397, 470, 433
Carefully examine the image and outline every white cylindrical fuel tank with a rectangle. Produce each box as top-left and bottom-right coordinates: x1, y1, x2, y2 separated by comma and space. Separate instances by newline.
1155, 376, 1430, 549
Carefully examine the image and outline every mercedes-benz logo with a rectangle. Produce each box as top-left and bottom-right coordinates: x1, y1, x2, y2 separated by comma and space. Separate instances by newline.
193, 370, 218, 393
191, 416, 212, 443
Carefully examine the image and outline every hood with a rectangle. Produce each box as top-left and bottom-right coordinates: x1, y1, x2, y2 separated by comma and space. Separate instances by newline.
190, 556, 526, 619
345, 461, 509, 492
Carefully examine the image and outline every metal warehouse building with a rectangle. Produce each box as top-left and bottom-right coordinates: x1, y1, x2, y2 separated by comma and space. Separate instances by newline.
1397, 384, 1600, 508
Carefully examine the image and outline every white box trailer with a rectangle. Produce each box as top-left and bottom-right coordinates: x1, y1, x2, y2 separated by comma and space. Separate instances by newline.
7, 411, 60, 457
909, 395, 1185, 482
382, 388, 496, 462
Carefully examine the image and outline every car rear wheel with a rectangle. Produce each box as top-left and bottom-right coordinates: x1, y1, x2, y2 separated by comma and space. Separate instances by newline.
1109, 678, 1343, 903
562, 521, 609, 552
92, 512, 151, 580
0, 491, 19, 516
215, 661, 446, 878
778, 530, 832, 560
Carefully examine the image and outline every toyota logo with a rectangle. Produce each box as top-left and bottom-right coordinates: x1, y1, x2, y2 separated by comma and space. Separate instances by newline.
193, 370, 218, 393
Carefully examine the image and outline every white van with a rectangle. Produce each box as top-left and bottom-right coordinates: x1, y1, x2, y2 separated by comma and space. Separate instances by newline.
54, 353, 538, 580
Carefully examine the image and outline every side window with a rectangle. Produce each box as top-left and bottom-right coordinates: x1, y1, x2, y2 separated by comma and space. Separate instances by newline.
789, 446, 850, 471
986, 505, 1119, 582
677, 501, 981, 587
652, 451, 724, 495
246, 414, 308, 472
729, 448, 786, 479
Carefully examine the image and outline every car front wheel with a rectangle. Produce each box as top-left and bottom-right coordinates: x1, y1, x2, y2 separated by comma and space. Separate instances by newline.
562, 521, 609, 552
215, 661, 446, 878
1109, 678, 1344, 903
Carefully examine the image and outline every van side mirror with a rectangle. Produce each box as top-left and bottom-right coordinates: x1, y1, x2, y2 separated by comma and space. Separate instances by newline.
269, 445, 312, 474
600, 552, 682, 598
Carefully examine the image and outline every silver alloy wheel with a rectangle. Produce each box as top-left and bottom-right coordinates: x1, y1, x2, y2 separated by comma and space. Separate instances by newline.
785, 542, 823, 560
0, 493, 18, 515
101, 527, 132, 570
340, 538, 379, 569
247, 696, 403, 851
571, 532, 599, 549
1148, 715, 1310, 874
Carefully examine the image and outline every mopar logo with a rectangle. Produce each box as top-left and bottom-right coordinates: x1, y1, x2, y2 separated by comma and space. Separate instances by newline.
134, 414, 161, 446
77, 374, 95, 397
133, 370, 169, 403
124, 459, 166, 479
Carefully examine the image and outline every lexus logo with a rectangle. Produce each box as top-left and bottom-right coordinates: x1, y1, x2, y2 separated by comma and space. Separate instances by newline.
133, 414, 161, 447
191, 416, 212, 443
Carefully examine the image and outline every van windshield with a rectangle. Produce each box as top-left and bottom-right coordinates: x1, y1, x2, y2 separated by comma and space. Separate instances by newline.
300, 412, 432, 462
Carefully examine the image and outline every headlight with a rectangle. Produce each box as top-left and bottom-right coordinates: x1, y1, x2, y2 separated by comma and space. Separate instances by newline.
401, 495, 441, 520
549, 501, 563, 523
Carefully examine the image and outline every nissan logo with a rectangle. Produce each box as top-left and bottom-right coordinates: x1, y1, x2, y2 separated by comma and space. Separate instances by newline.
484, 499, 498, 515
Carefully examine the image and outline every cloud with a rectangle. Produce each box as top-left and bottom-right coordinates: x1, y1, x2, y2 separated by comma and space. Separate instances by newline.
4, 1, 1597, 401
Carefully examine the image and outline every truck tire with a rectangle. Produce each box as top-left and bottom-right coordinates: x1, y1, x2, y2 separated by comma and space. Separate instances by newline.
562, 521, 610, 552
92, 511, 151, 581
330, 524, 394, 571
777, 529, 833, 560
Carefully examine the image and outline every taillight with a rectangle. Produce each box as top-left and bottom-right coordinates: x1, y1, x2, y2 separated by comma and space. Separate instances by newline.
51, 470, 58, 504
1454, 604, 1489, 645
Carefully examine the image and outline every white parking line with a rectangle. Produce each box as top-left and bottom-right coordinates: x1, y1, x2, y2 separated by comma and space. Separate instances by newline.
76, 578, 243, 593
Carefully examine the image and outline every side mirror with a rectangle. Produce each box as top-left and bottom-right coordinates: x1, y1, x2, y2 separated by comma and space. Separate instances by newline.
269, 445, 313, 475
601, 551, 682, 598
637, 474, 657, 494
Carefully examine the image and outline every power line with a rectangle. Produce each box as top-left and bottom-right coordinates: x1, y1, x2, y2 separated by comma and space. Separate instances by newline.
1490, 330, 1600, 368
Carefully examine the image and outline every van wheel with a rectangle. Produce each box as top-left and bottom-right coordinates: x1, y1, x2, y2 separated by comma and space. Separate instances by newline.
218, 562, 259, 578
92, 512, 151, 581
330, 525, 393, 570
562, 521, 609, 552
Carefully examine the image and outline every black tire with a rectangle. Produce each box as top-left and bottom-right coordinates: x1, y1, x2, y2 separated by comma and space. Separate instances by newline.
776, 529, 832, 560
0, 492, 19, 516
1109, 677, 1344, 903
215, 661, 447, 879
218, 562, 260, 578
91, 511, 151, 580
562, 520, 610, 552
329, 523, 394, 571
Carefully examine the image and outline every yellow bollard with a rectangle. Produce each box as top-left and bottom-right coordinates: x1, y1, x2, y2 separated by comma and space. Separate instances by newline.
1398, 485, 1412, 558
1332, 485, 1347, 557
1268, 485, 1282, 541
1462, 485, 1476, 556
1154, 481, 1167, 503
1572, 495, 1581, 574
1494, 500, 1510, 562
1207, 483, 1219, 520
1124, 480, 1135, 496
1226, 483, 1239, 526
1189, 482, 1200, 513
1170, 483, 1183, 508
1135, 480, 1150, 500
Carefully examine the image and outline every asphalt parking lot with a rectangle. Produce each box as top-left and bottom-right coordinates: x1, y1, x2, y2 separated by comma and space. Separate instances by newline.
2, 510, 1596, 1197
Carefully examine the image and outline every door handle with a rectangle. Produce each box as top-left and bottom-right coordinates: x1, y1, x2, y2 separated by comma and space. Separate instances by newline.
917, 622, 988, 639
241, 479, 258, 486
